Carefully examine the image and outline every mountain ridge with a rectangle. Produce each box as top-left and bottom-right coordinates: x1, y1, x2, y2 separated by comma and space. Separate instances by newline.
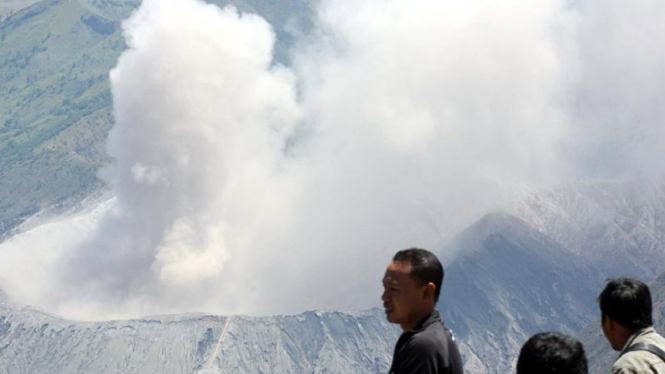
512, 178, 665, 279
440, 211, 604, 374
0, 298, 399, 374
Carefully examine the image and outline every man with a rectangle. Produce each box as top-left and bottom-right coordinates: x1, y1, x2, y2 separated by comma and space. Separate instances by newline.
382, 248, 463, 374
599, 278, 665, 374
516, 332, 588, 374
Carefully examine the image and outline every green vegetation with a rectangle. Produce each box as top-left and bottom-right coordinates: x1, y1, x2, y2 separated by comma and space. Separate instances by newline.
0, 0, 123, 234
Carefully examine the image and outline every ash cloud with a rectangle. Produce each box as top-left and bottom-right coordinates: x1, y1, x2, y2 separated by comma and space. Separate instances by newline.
568, 0, 665, 178
0, 0, 664, 320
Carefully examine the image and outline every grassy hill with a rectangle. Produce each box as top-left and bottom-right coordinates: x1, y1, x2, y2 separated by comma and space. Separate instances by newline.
0, 0, 125, 234
0, 0, 313, 236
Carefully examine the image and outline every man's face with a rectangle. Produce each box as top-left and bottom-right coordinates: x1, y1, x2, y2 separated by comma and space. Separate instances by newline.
381, 261, 428, 329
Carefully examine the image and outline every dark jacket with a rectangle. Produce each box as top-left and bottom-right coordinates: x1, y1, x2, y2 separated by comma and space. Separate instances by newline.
389, 310, 464, 374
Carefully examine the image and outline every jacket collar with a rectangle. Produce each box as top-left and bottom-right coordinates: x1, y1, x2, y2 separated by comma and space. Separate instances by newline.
409, 309, 441, 333
621, 326, 656, 353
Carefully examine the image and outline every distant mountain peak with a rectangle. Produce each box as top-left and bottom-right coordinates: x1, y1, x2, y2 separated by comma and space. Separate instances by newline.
439, 211, 604, 374
443, 211, 554, 260
470, 211, 534, 235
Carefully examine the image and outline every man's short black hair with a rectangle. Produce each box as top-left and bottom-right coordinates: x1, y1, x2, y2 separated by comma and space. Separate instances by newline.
517, 332, 588, 374
598, 278, 652, 330
392, 248, 444, 302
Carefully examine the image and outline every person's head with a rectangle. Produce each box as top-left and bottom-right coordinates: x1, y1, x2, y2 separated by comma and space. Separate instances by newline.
381, 248, 443, 331
516, 332, 588, 374
598, 278, 652, 350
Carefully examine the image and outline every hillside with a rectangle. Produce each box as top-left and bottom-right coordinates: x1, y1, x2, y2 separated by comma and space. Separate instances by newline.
513, 178, 665, 279
439, 212, 604, 374
0, 0, 122, 235
0, 294, 399, 374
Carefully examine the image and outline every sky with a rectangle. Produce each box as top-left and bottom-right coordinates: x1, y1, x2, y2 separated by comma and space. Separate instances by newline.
0, 0, 664, 320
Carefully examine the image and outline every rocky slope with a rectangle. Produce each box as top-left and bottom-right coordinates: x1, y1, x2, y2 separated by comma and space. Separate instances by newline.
439, 212, 604, 374
512, 178, 665, 279
0, 293, 399, 374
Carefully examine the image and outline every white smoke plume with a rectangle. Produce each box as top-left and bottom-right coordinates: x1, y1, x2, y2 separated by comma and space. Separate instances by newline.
58, 0, 303, 317
0, 0, 663, 320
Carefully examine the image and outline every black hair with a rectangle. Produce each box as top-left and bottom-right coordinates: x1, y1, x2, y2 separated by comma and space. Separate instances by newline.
392, 248, 444, 302
516, 332, 588, 374
598, 278, 652, 330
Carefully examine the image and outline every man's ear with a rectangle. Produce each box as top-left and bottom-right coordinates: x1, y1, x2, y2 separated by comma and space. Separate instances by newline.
603, 315, 616, 333
424, 282, 436, 301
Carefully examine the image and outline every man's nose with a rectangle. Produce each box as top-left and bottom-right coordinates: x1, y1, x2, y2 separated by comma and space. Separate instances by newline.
381, 290, 389, 303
